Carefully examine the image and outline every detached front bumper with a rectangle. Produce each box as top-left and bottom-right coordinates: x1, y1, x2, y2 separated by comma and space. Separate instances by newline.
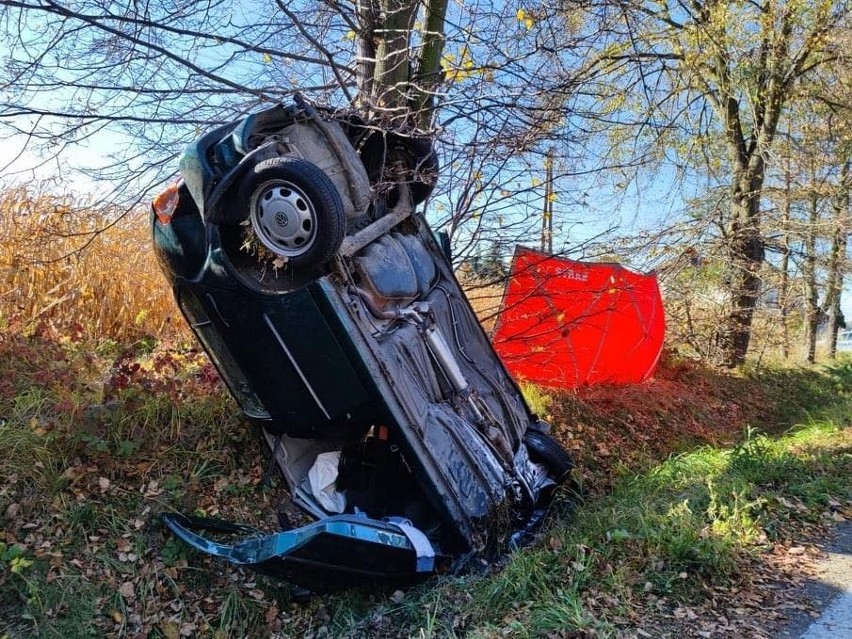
162, 512, 437, 591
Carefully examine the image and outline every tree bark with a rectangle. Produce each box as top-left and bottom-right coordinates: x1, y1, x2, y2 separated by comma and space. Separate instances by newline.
356, 0, 379, 105
716, 171, 765, 368
411, 0, 449, 130
357, 0, 448, 131
371, 0, 419, 116
779, 133, 792, 360
826, 282, 844, 359
803, 181, 819, 364
825, 159, 850, 359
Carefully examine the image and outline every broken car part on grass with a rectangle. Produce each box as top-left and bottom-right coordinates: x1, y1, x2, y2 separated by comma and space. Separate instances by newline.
150, 96, 574, 591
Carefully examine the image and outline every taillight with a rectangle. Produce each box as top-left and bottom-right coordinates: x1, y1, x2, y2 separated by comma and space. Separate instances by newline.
152, 180, 181, 224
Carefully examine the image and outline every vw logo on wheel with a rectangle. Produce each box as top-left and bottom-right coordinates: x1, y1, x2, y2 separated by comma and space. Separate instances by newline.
275, 211, 289, 227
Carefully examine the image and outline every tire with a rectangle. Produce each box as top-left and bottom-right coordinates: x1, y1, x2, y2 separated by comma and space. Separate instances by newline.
523, 429, 573, 485
237, 156, 345, 268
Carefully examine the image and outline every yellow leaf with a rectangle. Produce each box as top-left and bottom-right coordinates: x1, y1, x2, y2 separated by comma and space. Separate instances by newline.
345, 30, 356, 41
517, 8, 535, 29
548, 192, 557, 203
160, 622, 180, 639
262, 53, 272, 64
10, 557, 33, 574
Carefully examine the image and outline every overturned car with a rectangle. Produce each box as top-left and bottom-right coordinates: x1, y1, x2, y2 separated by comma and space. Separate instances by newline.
151, 97, 574, 591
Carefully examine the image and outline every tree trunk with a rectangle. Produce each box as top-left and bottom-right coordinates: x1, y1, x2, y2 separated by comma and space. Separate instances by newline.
716, 173, 765, 368
804, 166, 820, 364
371, 0, 419, 115
827, 286, 844, 359
825, 159, 850, 359
779, 200, 791, 360
779, 137, 792, 360
357, 0, 448, 131
355, 0, 379, 105
411, 0, 449, 130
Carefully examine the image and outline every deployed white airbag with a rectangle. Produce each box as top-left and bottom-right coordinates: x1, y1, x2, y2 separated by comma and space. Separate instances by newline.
308, 451, 347, 513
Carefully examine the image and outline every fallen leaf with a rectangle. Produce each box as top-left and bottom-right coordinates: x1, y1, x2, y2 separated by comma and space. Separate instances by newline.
160, 621, 180, 639
265, 605, 279, 624
143, 481, 163, 498
119, 581, 135, 599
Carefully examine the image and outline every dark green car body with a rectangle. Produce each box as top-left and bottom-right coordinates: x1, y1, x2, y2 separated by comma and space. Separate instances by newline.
152, 102, 571, 589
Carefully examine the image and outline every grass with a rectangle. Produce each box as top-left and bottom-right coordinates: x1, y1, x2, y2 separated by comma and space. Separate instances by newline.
2, 336, 852, 638
519, 382, 554, 417
391, 415, 852, 638
0, 326, 282, 638
457, 275, 505, 335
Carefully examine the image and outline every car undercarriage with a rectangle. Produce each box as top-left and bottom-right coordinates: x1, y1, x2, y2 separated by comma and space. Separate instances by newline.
151, 97, 574, 591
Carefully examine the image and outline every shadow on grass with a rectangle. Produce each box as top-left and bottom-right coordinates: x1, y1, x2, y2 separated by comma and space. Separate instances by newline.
748, 359, 852, 430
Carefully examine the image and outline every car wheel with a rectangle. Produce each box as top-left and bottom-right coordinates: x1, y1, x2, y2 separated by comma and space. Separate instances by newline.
239, 156, 345, 268
523, 429, 573, 484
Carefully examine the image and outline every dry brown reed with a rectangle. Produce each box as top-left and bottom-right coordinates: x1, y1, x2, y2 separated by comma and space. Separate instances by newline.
0, 185, 188, 343
0, 183, 512, 345
459, 275, 507, 335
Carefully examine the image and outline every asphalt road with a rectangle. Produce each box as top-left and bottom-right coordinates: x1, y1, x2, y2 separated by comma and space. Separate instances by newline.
778, 521, 852, 638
